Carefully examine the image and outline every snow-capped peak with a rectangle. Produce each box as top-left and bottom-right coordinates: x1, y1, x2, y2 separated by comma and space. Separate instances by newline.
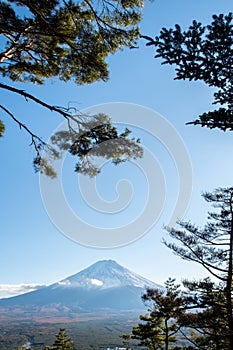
53, 260, 159, 290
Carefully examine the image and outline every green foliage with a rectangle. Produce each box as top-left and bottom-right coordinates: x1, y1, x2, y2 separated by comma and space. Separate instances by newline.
0, 119, 4, 137
143, 13, 233, 131
181, 278, 229, 350
165, 187, 233, 349
0, 117, 143, 182
165, 188, 233, 283
0, 318, 142, 350
45, 328, 74, 350
0, 0, 142, 85
0, 0, 143, 176
38, 113, 143, 177
121, 333, 132, 349
124, 278, 187, 350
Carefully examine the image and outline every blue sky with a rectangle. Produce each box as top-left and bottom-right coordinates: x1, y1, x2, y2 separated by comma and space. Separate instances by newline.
1, 0, 233, 297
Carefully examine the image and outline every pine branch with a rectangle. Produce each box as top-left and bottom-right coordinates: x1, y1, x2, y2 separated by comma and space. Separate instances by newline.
179, 328, 204, 350
0, 104, 46, 155
0, 82, 76, 121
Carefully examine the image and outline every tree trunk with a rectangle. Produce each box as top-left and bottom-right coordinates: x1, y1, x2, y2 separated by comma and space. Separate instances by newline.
227, 197, 233, 349
165, 319, 168, 350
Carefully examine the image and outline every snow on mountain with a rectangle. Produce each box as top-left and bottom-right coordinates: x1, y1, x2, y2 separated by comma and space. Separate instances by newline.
0, 260, 161, 314
52, 260, 159, 290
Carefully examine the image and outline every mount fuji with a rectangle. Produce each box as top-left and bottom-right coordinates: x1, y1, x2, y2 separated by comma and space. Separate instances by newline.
56, 259, 158, 290
0, 260, 161, 319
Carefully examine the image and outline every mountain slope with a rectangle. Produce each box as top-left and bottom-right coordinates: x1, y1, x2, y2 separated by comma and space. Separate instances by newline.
53, 259, 158, 290
0, 260, 161, 316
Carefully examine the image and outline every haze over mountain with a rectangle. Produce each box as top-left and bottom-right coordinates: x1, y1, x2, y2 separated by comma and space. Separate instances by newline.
0, 260, 161, 319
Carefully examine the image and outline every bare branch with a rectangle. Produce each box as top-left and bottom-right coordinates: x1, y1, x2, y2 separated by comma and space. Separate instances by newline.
0, 82, 74, 120
0, 104, 46, 155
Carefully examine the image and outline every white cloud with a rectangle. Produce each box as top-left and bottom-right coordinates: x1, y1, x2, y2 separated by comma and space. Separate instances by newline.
0, 284, 43, 298
90, 278, 103, 286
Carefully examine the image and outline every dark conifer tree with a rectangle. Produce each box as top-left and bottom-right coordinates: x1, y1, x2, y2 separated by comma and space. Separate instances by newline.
0, 0, 143, 175
164, 188, 233, 349
124, 278, 187, 350
142, 13, 233, 131
45, 328, 74, 350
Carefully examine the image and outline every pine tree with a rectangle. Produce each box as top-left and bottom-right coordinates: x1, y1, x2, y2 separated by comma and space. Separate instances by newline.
164, 187, 233, 349
45, 328, 74, 350
142, 13, 233, 131
180, 278, 228, 350
0, 0, 143, 175
124, 278, 187, 350
0, 0, 141, 85
49, 117, 142, 177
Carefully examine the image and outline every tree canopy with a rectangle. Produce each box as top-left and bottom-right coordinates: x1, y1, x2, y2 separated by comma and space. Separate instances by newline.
181, 278, 229, 349
123, 278, 187, 350
44, 328, 74, 350
124, 189, 233, 349
0, 0, 143, 176
0, 0, 141, 84
142, 12, 233, 131
165, 187, 233, 349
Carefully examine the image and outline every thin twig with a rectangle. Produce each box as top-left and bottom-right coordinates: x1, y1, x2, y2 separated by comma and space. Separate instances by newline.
0, 82, 72, 120
0, 104, 46, 155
